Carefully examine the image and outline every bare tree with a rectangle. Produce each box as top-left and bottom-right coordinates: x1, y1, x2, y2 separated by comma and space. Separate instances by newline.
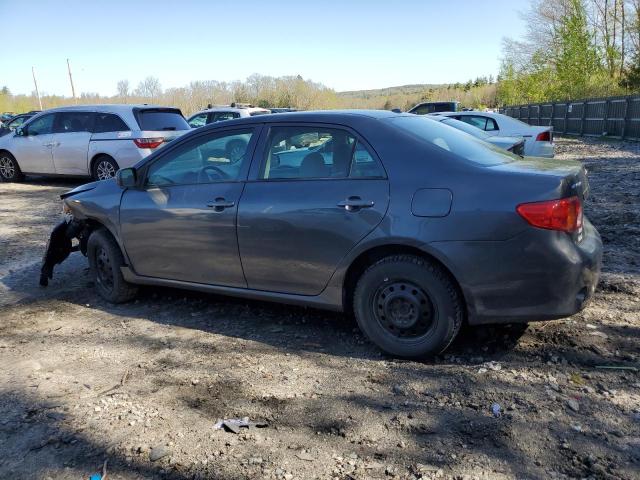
117, 80, 130, 102
134, 76, 162, 101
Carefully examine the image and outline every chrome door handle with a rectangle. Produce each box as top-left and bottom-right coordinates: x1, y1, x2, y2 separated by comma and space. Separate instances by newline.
337, 196, 375, 211
206, 198, 235, 211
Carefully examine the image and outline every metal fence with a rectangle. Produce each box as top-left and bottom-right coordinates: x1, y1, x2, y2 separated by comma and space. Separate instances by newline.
500, 95, 640, 140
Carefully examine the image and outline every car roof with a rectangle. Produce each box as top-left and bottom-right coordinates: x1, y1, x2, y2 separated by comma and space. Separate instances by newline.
197, 109, 402, 127
40, 104, 181, 114
193, 106, 271, 114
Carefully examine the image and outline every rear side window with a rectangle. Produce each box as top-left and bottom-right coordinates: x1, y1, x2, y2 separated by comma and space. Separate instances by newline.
388, 116, 518, 166
188, 113, 208, 128
94, 113, 129, 133
135, 109, 189, 131
460, 115, 499, 132
261, 126, 385, 180
212, 112, 240, 122
53, 112, 94, 133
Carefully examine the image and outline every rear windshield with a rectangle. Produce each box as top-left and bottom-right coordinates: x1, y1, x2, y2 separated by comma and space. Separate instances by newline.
389, 116, 517, 166
135, 108, 189, 131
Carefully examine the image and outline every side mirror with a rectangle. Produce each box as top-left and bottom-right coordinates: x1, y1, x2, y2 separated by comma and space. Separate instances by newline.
14, 127, 25, 137
116, 168, 137, 188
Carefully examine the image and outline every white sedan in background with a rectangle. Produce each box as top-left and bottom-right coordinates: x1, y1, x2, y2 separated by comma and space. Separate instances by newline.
434, 111, 554, 158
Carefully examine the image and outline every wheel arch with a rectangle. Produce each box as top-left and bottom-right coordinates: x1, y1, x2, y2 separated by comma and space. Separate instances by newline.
89, 153, 118, 177
341, 243, 470, 322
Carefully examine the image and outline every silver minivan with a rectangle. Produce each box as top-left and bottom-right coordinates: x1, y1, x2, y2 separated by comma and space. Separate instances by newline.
0, 104, 191, 181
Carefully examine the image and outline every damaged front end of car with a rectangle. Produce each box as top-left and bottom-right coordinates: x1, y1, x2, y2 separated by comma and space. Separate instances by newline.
39, 184, 98, 286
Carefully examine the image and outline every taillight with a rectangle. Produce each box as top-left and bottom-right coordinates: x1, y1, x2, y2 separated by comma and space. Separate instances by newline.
535, 130, 551, 142
516, 196, 583, 233
134, 138, 164, 149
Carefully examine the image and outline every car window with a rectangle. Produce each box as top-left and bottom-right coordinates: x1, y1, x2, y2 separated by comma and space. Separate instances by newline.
146, 129, 254, 187
441, 118, 489, 139
188, 113, 208, 128
388, 116, 518, 166
136, 108, 189, 131
485, 118, 499, 131
94, 113, 130, 133
8, 116, 28, 128
212, 112, 240, 122
261, 126, 385, 180
26, 114, 55, 135
350, 141, 386, 178
459, 115, 487, 130
53, 112, 94, 133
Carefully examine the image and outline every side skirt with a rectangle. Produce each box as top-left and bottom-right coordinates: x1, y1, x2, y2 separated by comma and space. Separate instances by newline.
120, 267, 344, 312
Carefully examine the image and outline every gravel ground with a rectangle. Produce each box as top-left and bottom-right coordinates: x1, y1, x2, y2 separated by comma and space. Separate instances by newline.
0, 137, 638, 480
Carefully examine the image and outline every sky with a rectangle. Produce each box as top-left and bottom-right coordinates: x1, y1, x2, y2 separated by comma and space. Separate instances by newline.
0, 0, 530, 97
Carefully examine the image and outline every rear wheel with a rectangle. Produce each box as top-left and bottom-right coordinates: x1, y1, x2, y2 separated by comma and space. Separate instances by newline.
0, 152, 24, 182
353, 255, 463, 358
92, 155, 119, 181
87, 229, 137, 303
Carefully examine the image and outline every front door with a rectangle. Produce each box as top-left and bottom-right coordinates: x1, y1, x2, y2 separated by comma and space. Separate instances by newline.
52, 111, 94, 175
11, 113, 56, 174
238, 124, 390, 295
119, 126, 259, 286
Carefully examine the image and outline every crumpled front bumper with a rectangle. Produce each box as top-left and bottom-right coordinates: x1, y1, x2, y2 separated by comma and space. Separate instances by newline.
40, 219, 88, 286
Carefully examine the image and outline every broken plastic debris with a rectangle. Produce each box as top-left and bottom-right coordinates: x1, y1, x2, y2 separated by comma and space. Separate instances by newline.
213, 417, 268, 433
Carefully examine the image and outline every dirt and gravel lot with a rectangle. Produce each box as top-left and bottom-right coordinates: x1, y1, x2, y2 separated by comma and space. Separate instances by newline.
0, 137, 638, 480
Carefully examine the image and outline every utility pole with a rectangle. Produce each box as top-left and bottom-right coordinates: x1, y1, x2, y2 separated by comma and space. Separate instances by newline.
67, 58, 77, 104
32, 66, 43, 110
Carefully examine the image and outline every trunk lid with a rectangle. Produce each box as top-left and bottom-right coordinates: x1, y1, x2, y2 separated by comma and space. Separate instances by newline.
490, 156, 589, 201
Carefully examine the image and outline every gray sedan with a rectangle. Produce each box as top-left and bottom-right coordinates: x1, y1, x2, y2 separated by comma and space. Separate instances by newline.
41, 110, 602, 358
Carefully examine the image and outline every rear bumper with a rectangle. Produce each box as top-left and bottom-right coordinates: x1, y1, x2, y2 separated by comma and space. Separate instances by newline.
527, 141, 555, 158
431, 217, 602, 325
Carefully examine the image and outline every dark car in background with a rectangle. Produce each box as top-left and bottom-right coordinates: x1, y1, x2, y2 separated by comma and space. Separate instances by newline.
0, 112, 37, 137
408, 101, 459, 115
42, 110, 602, 358
0, 112, 17, 123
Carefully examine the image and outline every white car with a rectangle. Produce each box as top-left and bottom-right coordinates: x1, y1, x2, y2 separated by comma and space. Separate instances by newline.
0, 105, 191, 181
187, 104, 271, 128
435, 111, 554, 158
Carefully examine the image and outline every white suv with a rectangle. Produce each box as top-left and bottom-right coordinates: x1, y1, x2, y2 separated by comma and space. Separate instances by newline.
187, 104, 271, 128
0, 104, 191, 181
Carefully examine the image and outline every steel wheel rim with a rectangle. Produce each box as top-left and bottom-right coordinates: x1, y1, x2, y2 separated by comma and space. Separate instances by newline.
96, 161, 116, 180
96, 247, 114, 291
0, 157, 15, 178
373, 281, 435, 339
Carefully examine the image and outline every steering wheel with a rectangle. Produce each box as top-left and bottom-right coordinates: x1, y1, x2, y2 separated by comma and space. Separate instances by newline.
198, 164, 230, 183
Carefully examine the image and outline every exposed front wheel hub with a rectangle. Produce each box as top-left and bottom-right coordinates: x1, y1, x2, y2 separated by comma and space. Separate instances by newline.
374, 281, 434, 338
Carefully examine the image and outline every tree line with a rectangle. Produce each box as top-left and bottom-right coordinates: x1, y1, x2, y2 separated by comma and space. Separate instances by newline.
2, 1, 638, 115
497, 0, 640, 105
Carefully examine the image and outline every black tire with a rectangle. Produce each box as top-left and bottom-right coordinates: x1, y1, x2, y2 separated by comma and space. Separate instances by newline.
0, 151, 25, 182
353, 255, 463, 358
92, 155, 119, 181
87, 229, 137, 303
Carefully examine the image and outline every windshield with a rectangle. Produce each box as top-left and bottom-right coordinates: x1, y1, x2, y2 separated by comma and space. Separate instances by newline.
389, 116, 518, 166
440, 118, 489, 139
135, 109, 190, 131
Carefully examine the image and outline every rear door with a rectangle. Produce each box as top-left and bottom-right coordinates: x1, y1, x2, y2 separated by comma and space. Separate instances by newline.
51, 111, 94, 175
237, 124, 389, 295
10, 113, 57, 173
120, 126, 260, 286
